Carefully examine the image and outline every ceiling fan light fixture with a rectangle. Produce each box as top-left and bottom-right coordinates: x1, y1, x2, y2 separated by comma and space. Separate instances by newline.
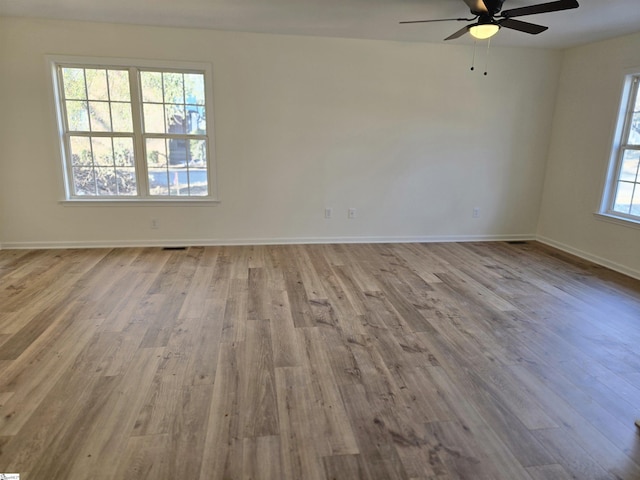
469, 23, 500, 39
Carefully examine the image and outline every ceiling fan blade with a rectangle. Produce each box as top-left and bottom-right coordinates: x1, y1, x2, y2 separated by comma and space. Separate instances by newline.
399, 17, 475, 24
499, 18, 548, 34
445, 25, 470, 41
501, 0, 579, 19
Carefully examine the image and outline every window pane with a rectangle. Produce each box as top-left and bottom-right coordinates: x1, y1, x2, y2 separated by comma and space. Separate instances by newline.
73, 167, 96, 195
613, 181, 634, 214
69, 136, 92, 166
95, 167, 118, 195
168, 138, 188, 167
186, 105, 206, 134
143, 103, 165, 133
140, 71, 163, 103
147, 138, 170, 196
168, 168, 184, 196
167, 105, 186, 134
62, 68, 86, 100
163, 72, 184, 104
92, 137, 114, 167
187, 139, 208, 196
113, 137, 135, 167
632, 189, 640, 216
111, 102, 133, 132
85, 69, 109, 101
66, 100, 90, 131
620, 150, 640, 182
629, 113, 640, 145
146, 138, 168, 167
108, 70, 130, 102
188, 139, 207, 167
89, 101, 112, 132
185, 73, 205, 105
190, 182, 208, 196
116, 168, 137, 195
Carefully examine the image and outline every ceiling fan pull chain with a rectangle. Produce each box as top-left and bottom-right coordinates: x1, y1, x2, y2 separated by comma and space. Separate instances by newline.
470, 40, 477, 71
484, 37, 491, 76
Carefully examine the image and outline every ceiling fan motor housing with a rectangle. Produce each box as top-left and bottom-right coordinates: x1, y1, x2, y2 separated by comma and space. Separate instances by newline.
470, 0, 506, 16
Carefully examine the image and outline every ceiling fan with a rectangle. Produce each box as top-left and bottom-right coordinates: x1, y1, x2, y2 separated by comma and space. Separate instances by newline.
400, 0, 579, 41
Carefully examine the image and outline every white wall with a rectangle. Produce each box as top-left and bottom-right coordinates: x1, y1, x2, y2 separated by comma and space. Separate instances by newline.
0, 17, 562, 248
537, 31, 640, 279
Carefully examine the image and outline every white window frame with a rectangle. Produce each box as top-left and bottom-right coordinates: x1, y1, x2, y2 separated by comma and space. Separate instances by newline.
47, 55, 218, 204
599, 69, 640, 226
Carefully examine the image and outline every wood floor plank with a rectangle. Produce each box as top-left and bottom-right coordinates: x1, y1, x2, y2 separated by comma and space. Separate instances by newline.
297, 327, 360, 456
113, 433, 172, 480
0, 250, 82, 313
424, 420, 534, 480
0, 242, 637, 479
242, 319, 279, 438
99, 272, 158, 333
166, 384, 213, 479
221, 279, 248, 344
338, 382, 411, 480
510, 364, 640, 479
269, 289, 304, 367
133, 318, 197, 436
0, 373, 118, 474
275, 366, 327, 480
199, 341, 245, 480
532, 428, 614, 480
184, 301, 227, 386
322, 453, 372, 480
291, 244, 329, 301
63, 347, 165, 479
242, 435, 283, 480
526, 464, 575, 480
0, 312, 25, 335
0, 302, 102, 436
283, 268, 315, 328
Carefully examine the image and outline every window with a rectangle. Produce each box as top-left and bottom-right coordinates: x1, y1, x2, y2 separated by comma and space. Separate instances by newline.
50, 57, 216, 201
601, 72, 640, 222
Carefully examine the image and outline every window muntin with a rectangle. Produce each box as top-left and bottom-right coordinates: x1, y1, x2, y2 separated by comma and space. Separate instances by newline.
53, 59, 214, 201
602, 74, 640, 222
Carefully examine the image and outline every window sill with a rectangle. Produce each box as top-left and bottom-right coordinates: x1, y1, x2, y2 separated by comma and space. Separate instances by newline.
60, 199, 220, 207
593, 212, 640, 230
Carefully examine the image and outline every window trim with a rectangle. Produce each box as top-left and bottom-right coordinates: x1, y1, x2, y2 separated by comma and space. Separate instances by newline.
47, 55, 218, 202
600, 68, 640, 223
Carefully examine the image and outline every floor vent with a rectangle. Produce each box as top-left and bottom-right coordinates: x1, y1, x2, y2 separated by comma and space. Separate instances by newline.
162, 246, 187, 251
506, 241, 528, 245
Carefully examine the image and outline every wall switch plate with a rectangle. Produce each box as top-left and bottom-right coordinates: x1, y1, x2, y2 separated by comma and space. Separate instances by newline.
324, 208, 332, 219
151, 218, 159, 229
348, 208, 357, 219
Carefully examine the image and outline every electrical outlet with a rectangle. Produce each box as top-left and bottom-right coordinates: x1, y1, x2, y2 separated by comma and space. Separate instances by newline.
324, 208, 333, 219
151, 218, 159, 229
472, 207, 480, 219
348, 208, 357, 219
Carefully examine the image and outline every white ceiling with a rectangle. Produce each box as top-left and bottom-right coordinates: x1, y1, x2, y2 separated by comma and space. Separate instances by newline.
1, 0, 639, 49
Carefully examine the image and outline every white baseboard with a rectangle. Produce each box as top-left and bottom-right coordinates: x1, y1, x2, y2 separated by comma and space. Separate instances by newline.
536, 235, 640, 281
0, 233, 535, 250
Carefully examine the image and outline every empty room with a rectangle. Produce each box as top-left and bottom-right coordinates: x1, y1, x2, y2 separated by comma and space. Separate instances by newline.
0, 0, 639, 478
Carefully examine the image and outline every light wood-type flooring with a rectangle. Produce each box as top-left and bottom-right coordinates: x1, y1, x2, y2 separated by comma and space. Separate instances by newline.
0, 241, 639, 479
